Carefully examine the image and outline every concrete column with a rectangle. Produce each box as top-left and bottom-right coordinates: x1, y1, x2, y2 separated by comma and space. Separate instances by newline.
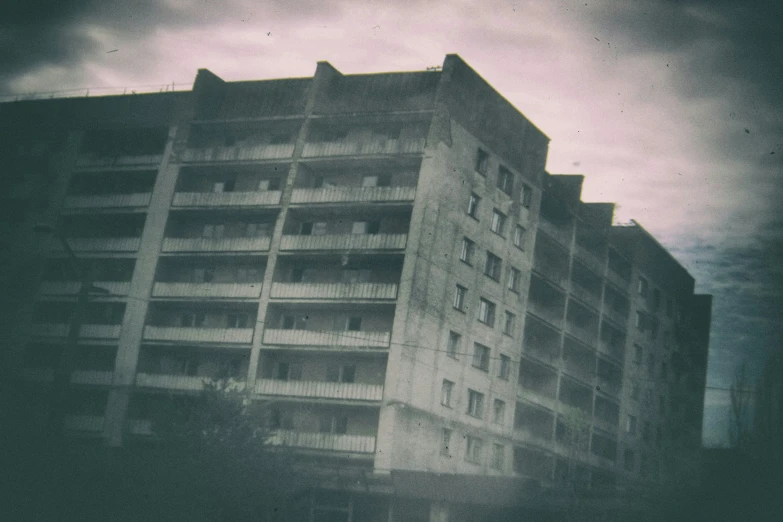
103, 125, 181, 446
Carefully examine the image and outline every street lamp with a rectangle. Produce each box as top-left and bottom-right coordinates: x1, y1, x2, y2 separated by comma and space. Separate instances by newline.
34, 223, 110, 438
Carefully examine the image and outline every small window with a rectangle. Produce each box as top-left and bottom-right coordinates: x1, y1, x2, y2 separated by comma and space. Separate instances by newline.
465, 436, 483, 463
447, 331, 461, 359
441, 428, 453, 456
502, 312, 515, 337
490, 210, 506, 236
312, 175, 324, 189
346, 316, 362, 331
227, 314, 248, 328
460, 237, 476, 265
362, 175, 378, 188
491, 443, 505, 470
312, 222, 328, 236
334, 416, 348, 434
441, 379, 454, 407
638, 277, 649, 298
484, 252, 502, 281
478, 298, 496, 327
366, 221, 381, 235
467, 193, 481, 219
498, 354, 510, 380
300, 222, 314, 236
475, 149, 489, 176
493, 399, 506, 424
351, 221, 368, 235
245, 223, 268, 237
453, 285, 467, 311
497, 166, 514, 195
282, 315, 296, 330
467, 389, 485, 418
472, 343, 490, 372
513, 225, 526, 250
212, 181, 226, 193
521, 184, 533, 208
290, 268, 305, 283
508, 267, 521, 293
377, 173, 392, 187
626, 415, 637, 435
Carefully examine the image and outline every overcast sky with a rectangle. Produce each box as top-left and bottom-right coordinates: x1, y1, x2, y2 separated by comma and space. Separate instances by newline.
2, 0, 781, 446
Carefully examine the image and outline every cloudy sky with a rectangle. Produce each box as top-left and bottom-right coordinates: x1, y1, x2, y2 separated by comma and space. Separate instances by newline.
2, 0, 781, 445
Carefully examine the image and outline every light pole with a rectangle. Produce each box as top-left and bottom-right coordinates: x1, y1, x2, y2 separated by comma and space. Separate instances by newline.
34, 223, 110, 438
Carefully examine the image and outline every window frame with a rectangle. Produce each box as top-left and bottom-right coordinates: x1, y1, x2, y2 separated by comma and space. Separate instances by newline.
484, 251, 502, 281
460, 237, 476, 265
441, 379, 455, 407
472, 343, 491, 372
502, 311, 516, 337
493, 398, 506, 424
475, 149, 490, 176
467, 389, 485, 418
497, 166, 514, 195
498, 354, 511, 380
465, 435, 484, 464
490, 209, 507, 236
513, 225, 527, 250
453, 285, 468, 312
447, 331, 461, 359
508, 266, 521, 293
478, 297, 496, 327
467, 192, 481, 219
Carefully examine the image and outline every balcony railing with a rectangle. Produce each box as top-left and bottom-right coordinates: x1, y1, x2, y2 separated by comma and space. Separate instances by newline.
142, 326, 254, 344
172, 191, 282, 207
532, 261, 569, 288
33, 323, 122, 339
38, 281, 131, 297
290, 186, 416, 204
527, 301, 564, 328
161, 236, 271, 253
135, 373, 247, 392
64, 415, 105, 432
599, 340, 626, 362
302, 138, 426, 158
63, 193, 152, 209
270, 282, 398, 300
538, 219, 573, 248
569, 283, 601, 310
279, 234, 407, 252
574, 244, 605, 275
597, 377, 622, 397
75, 154, 163, 168
269, 430, 376, 454
180, 144, 295, 162
256, 379, 384, 401
606, 269, 630, 290
68, 237, 142, 252
152, 282, 262, 299
563, 358, 596, 383
564, 321, 598, 347
21, 368, 114, 385
602, 307, 629, 327
263, 329, 391, 348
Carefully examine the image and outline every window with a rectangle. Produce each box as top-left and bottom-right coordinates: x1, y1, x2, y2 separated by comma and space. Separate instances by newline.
484, 252, 502, 281
276, 362, 303, 381
467, 389, 485, 418
634, 344, 643, 365
493, 399, 506, 424
460, 237, 476, 265
258, 178, 280, 191
502, 312, 515, 337
441, 380, 454, 407
635, 311, 646, 331
498, 354, 511, 380
441, 428, 453, 456
491, 443, 505, 470
341, 269, 371, 284
521, 183, 533, 208
326, 364, 356, 383
346, 316, 362, 331
300, 222, 313, 235
447, 331, 461, 359
180, 312, 205, 327
282, 315, 296, 330
212, 181, 226, 193
626, 415, 637, 435
513, 225, 526, 250
202, 224, 225, 238
301, 221, 327, 235
638, 276, 649, 298
478, 298, 496, 327
351, 221, 367, 234
319, 415, 348, 434
362, 175, 378, 187
475, 149, 489, 176
497, 166, 514, 195
227, 314, 248, 328
453, 285, 467, 311
490, 209, 506, 236
467, 193, 481, 219
245, 223, 268, 237
465, 436, 483, 464
624, 449, 635, 472
508, 267, 521, 293
472, 343, 490, 371
193, 268, 214, 283
631, 384, 640, 401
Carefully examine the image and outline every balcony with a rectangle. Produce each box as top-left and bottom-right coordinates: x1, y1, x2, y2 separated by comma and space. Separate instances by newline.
75, 154, 163, 168
527, 301, 563, 328
538, 219, 573, 248
63, 193, 152, 209
574, 244, 605, 275
532, 262, 569, 289
269, 430, 376, 454
68, 237, 141, 252
603, 307, 629, 327
152, 282, 262, 299
279, 234, 407, 252
21, 368, 114, 385
290, 186, 416, 205
256, 379, 383, 401
64, 415, 105, 432
135, 373, 247, 392
180, 144, 295, 163
564, 322, 598, 347
161, 236, 271, 253
38, 281, 131, 297
606, 269, 630, 290
302, 138, 425, 158
142, 326, 254, 344
270, 282, 397, 301
263, 329, 391, 348
33, 323, 122, 339
172, 191, 282, 208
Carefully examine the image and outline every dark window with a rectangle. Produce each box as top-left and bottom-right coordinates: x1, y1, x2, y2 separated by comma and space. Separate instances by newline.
476, 149, 489, 176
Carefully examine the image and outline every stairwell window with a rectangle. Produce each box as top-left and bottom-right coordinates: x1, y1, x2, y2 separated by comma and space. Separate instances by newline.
441, 379, 454, 407
453, 285, 468, 312
478, 298, 496, 327
467, 193, 481, 219
472, 343, 491, 372
497, 166, 514, 195
467, 389, 485, 418
490, 210, 506, 236
476, 148, 489, 176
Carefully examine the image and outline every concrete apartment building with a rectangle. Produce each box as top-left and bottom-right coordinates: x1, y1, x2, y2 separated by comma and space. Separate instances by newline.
1, 55, 711, 520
